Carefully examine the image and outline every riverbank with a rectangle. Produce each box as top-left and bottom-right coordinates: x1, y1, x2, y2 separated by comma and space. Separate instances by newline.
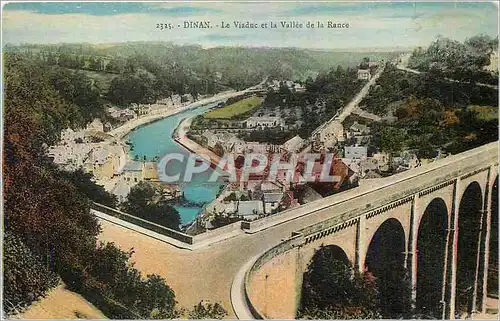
173, 116, 224, 170
109, 90, 244, 139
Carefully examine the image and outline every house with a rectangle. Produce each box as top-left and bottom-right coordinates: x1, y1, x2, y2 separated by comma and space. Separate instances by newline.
181, 93, 193, 103
224, 201, 238, 215
133, 103, 151, 116
201, 130, 223, 149
372, 152, 390, 169
122, 160, 143, 183
83, 146, 117, 181
351, 107, 381, 123
171, 94, 182, 105
111, 179, 132, 202
294, 83, 306, 92
237, 200, 264, 219
344, 145, 368, 160
201, 130, 216, 148
245, 116, 285, 129
260, 181, 284, 193
225, 136, 245, 153
282, 135, 305, 153
348, 121, 370, 137
393, 151, 420, 170
342, 158, 361, 186
48, 143, 94, 170
109, 108, 136, 121
263, 192, 284, 214
142, 162, 158, 181
357, 69, 371, 80
317, 121, 345, 150
86, 118, 105, 132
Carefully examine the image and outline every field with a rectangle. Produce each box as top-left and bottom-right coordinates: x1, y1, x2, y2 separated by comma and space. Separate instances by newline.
16, 283, 106, 319
204, 96, 263, 119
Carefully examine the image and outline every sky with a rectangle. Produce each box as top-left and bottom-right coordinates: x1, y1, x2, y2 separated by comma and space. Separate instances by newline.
2, 1, 499, 50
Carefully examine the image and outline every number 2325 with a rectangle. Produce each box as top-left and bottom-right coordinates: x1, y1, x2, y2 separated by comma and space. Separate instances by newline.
156, 23, 173, 30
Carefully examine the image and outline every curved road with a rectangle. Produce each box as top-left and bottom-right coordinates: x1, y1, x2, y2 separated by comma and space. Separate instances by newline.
97, 142, 498, 317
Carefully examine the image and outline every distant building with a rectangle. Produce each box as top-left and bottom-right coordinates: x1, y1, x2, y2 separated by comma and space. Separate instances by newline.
237, 200, 264, 219
122, 160, 143, 183
201, 130, 244, 153
86, 118, 105, 132
282, 135, 305, 153
83, 147, 116, 181
245, 116, 285, 129
357, 69, 371, 80
344, 145, 368, 160
108, 107, 136, 121
263, 192, 284, 214
181, 93, 194, 103
132, 103, 151, 116
60, 127, 85, 144
260, 181, 284, 193
142, 162, 158, 181
317, 121, 345, 150
348, 121, 370, 137
393, 151, 420, 171
351, 107, 381, 123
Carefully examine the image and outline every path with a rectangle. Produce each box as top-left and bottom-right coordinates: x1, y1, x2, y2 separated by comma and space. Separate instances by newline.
311, 62, 387, 138
108, 77, 268, 140
396, 55, 498, 90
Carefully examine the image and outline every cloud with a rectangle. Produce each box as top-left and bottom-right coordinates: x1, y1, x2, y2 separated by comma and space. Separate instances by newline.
3, 2, 221, 16
2, 2, 498, 49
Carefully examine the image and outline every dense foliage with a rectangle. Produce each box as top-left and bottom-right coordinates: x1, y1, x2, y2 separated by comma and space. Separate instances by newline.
120, 181, 181, 230
7, 43, 396, 107
3, 233, 60, 313
299, 247, 382, 319
188, 301, 228, 319
3, 53, 225, 319
361, 64, 498, 158
408, 34, 498, 84
299, 245, 415, 319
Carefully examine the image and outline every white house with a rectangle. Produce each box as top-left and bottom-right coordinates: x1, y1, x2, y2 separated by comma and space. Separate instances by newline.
245, 116, 285, 129
282, 135, 305, 153
357, 69, 371, 80
344, 145, 368, 160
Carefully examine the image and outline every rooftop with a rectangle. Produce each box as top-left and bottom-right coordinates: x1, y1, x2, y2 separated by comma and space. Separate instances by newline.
263, 192, 284, 203
123, 160, 143, 172
237, 200, 263, 216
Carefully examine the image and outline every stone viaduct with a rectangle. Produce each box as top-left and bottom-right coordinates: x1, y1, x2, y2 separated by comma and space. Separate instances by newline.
239, 142, 498, 319
95, 142, 498, 320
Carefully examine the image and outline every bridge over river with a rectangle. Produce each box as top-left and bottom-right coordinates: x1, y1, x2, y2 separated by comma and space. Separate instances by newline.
97, 142, 498, 319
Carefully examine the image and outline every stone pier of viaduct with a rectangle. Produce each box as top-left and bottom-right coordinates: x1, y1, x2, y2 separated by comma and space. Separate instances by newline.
242, 142, 498, 319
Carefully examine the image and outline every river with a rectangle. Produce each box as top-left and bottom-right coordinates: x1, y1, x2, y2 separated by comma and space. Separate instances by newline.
125, 102, 224, 225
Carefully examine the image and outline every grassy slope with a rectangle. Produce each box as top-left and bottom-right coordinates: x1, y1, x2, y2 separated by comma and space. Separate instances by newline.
204, 96, 263, 119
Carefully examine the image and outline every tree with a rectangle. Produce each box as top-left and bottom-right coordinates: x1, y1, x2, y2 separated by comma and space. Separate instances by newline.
136, 275, 179, 319
3, 53, 182, 319
379, 126, 406, 154
188, 301, 228, 319
121, 182, 181, 230
300, 246, 381, 319
3, 232, 59, 314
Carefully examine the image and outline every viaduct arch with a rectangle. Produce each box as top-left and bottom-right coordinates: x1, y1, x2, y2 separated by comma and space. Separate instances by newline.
241, 143, 498, 320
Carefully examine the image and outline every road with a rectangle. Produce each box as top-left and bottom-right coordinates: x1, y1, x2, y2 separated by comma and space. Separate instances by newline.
311, 62, 387, 138
396, 56, 498, 90
108, 78, 268, 139
97, 142, 497, 317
